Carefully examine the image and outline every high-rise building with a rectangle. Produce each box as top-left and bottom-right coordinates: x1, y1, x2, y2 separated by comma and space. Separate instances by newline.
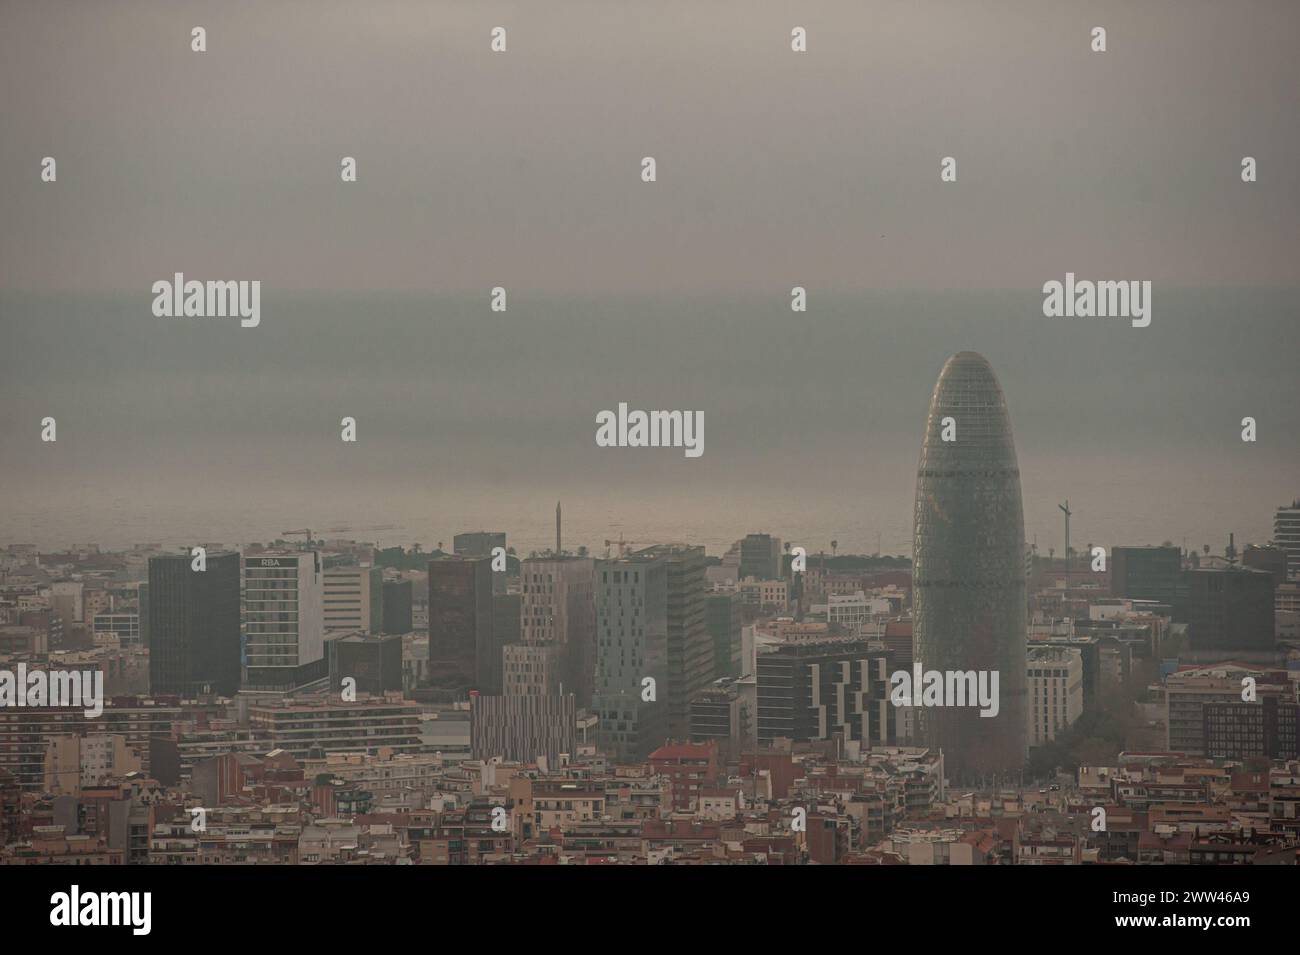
1185, 567, 1275, 654
631, 545, 712, 741
243, 552, 327, 690
488, 593, 521, 696
1026, 646, 1084, 747
137, 582, 150, 648
149, 551, 241, 696
594, 553, 669, 761
1275, 502, 1300, 582
323, 565, 383, 634
381, 578, 413, 634
519, 557, 596, 705
912, 352, 1028, 781
503, 641, 565, 696
326, 631, 403, 695
427, 556, 493, 697
755, 638, 894, 746
1243, 543, 1289, 589
453, 532, 506, 558
704, 593, 741, 680
724, 533, 782, 581
1111, 546, 1184, 613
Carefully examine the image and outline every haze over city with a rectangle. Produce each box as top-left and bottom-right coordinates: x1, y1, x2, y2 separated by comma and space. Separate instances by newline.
1, 0, 1297, 916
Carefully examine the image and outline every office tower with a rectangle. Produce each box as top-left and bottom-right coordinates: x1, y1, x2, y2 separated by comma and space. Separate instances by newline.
1243, 543, 1289, 589
1276, 502, 1300, 581
1185, 567, 1275, 654
148, 551, 241, 696
724, 533, 782, 581
519, 556, 596, 706
381, 578, 413, 634
594, 553, 669, 761
705, 593, 742, 680
137, 582, 149, 648
427, 556, 493, 696
1110, 545, 1184, 611
326, 632, 403, 695
1026, 646, 1084, 747
503, 641, 565, 695
323, 565, 384, 634
912, 352, 1028, 781
471, 693, 576, 765
755, 638, 894, 746
453, 532, 507, 594
488, 593, 521, 696
453, 531, 506, 558
629, 545, 712, 741
243, 552, 327, 690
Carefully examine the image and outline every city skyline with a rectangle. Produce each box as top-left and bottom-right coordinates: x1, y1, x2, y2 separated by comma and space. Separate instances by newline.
1, 0, 1297, 907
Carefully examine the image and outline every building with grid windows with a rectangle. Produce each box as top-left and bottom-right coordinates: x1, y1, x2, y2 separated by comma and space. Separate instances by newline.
912, 352, 1028, 781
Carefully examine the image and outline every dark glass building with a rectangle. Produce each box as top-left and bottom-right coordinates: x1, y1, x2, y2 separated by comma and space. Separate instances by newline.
1186, 567, 1275, 654
912, 352, 1027, 781
326, 631, 404, 695
427, 557, 493, 696
381, 578, 413, 634
705, 593, 742, 680
487, 592, 521, 696
634, 544, 711, 742
148, 551, 241, 696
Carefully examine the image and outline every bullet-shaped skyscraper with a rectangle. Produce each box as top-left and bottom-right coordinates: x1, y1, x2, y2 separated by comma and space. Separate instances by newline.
912, 352, 1027, 781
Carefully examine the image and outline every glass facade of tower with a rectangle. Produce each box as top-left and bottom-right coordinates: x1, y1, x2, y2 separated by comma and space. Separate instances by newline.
912, 352, 1028, 781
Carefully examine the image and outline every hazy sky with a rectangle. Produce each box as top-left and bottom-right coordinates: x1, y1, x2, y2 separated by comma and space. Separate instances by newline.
3, 0, 1298, 292
1, 2, 1296, 555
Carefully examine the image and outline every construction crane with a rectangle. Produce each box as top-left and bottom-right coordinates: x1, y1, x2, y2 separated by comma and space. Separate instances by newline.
282, 528, 314, 546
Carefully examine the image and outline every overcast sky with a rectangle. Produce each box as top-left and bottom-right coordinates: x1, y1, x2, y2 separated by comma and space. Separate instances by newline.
3, 0, 1298, 293
1, 1, 1296, 555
